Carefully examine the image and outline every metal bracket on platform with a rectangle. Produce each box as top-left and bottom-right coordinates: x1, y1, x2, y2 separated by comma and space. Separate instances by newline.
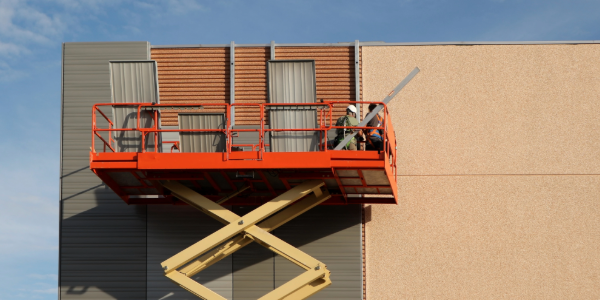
161, 179, 332, 300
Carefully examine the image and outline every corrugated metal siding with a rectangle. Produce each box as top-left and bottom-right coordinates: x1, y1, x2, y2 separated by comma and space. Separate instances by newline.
110, 61, 158, 152
275, 47, 356, 125
151, 48, 230, 126
272, 205, 363, 300
147, 205, 233, 300
267, 60, 319, 152
178, 113, 226, 152
110, 61, 159, 103
231, 125, 271, 152
230, 205, 361, 299
267, 60, 317, 104
232, 206, 275, 300
269, 109, 319, 152
61, 42, 149, 300
235, 47, 269, 125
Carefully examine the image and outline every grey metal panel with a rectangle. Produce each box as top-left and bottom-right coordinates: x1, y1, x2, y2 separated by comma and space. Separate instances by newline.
229, 205, 361, 300
268, 60, 316, 104
269, 109, 319, 152
270, 40, 275, 60
232, 206, 274, 300
147, 205, 233, 300
354, 40, 361, 121
161, 125, 180, 152
110, 61, 159, 152
178, 113, 226, 153
61, 42, 149, 299
273, 205, 362, 299
231, 125, 270, 152
267, 60, 319, 152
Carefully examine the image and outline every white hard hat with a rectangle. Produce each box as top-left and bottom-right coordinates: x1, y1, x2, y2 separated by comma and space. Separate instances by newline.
346, 105, 357, 113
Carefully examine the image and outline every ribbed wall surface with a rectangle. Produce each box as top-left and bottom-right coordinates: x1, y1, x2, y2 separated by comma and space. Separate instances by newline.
231, 206, 363, 300
235, 47, 270, 125
272, 205, 363, 300
275, 47, 356, 124
147, 205, 233, 300
61, 42, 149, 300
152, 46, 359, 127
178, 113, 226, 153
267, 60, 319, 152
151, 48, 230, 126
110, 61, 158, 152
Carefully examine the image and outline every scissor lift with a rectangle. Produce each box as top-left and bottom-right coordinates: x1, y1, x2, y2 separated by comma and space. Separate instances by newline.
90, 68, 418, 299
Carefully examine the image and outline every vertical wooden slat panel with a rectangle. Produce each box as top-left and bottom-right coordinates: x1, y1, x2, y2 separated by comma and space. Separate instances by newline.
151, 48, 229, 126
153, 46, 356, 127
235, 47, 269, 125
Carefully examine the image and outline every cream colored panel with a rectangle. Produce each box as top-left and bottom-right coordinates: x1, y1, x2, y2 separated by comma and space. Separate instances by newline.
363, 45, 600, 175
365, 175, 600, 299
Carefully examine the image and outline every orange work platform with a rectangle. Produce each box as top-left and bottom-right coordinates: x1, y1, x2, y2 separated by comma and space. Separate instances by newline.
90, 101, 398, 205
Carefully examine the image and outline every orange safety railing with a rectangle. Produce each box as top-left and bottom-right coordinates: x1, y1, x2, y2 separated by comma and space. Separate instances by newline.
91, 101, 396, 170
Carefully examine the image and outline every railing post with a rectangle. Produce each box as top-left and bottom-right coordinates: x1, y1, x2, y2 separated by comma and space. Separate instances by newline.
260, 104, 265, 159
109, 122, 113, 151
154, 109, 158, 153
226, 103, 230, 161
91, 106, 96, 153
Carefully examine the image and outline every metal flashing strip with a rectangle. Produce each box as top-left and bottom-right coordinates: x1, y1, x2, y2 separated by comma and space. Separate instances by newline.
230, 41, 235, 127
270, 40, 275, 60
354, 40, 360, 121
58, 42, 65, 300
151, 40, 600, 49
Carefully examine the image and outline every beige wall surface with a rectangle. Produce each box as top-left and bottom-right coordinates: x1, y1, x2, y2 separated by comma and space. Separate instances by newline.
362, 45, 600, 299
363, 45, 600, 175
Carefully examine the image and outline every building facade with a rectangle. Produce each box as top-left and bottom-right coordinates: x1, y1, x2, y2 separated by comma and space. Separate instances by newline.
60, 41, 600, 299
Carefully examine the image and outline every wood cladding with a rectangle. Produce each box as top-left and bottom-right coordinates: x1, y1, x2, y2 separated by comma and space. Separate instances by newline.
152, 46, 359, 126
234, 47, 269, 125
152, 48, 229, 126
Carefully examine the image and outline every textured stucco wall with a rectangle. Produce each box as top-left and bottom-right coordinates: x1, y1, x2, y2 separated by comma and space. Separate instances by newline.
362, 45, 600, 299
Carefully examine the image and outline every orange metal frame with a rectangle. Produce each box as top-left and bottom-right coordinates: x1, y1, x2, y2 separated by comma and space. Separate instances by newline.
90, 101, 398, 205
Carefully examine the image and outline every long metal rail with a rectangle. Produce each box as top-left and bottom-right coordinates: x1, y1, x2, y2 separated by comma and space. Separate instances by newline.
161, 180, 333, 299
333, 67, 420, 150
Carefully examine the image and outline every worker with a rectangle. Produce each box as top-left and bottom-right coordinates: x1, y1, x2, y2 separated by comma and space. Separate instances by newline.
364, 103, 383, 151
334, 105, 361, 150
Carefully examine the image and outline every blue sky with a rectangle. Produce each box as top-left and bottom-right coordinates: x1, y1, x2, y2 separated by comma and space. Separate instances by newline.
0, 0, 599, 299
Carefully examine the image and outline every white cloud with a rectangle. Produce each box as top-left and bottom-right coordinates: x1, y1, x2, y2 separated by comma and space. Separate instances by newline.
29, 274, 59, 281
0, 60, 27, 81
167, 0, 205, 14
0, 40, 26, 55
0, 0, 59, 45
33, 287, 58, 294
133, 0, 206, 16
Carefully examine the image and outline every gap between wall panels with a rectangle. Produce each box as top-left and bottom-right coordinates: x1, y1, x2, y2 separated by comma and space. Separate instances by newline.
362, 204, 367, 300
